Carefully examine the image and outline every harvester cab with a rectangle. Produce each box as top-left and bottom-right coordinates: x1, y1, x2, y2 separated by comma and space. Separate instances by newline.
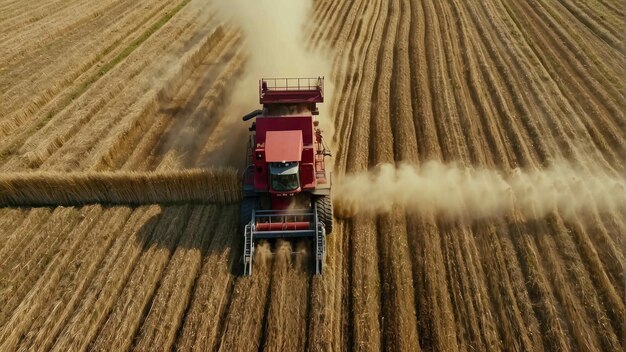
240, 77, 333, 276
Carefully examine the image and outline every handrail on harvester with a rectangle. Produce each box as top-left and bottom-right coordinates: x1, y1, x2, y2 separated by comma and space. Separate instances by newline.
259, 77, 324, 104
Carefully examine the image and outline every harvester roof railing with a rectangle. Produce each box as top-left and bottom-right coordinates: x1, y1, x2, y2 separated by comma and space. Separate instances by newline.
259, 77, 324, 104
260, 77, 323, 91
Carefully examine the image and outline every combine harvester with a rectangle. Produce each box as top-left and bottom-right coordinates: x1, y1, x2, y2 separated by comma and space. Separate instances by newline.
240, 77, 333, 276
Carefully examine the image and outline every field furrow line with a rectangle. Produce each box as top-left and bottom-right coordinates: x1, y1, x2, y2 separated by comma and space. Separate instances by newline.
0, 208, 83, 318
471, 222, 539, 351
0, 0, 84, 40
0, 207, 131, 351
0, 0, 61, 24
423, 0, 470, 163
558, 0, 623, 43
368, 0, 423, 349
89, 206, 190, 351
579, 212, 625, 295
551, 217, 623, 350
120, 29, 238, 171
330, 0, 376, 172
175, 206, 238, 352
34, 10, 216, 172
503, 0, 625, 145
0, 208, 29, 252
0, 0, 174, 125
216, 242, 273, 352
262, 241, 309, 351
0, 0, 128, 62
408, 0, 441, 160
486, 0, 622, 173
506, 217, 571, 350
532, 220, 603, 351
12, 208, 133, 351
390, 0, 418, 162
50, 206, 162, 352
0, 0, 190, 167
132, 206, 218, 351
0, 208, 52, 275
408, 216, 458, 351
105, 31, 241, 171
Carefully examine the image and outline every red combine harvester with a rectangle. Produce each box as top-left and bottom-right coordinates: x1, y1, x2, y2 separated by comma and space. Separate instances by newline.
240, 77, 332, 276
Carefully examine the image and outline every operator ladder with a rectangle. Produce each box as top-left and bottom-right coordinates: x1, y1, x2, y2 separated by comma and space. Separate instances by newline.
243, 224, 254, 276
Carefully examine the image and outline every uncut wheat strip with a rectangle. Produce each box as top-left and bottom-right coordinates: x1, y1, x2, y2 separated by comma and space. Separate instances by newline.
175, 206, 239, 352
0, 206, 129, 351
50, 206, 162, 352
0, 0, 168, 123
132, 205, 218, 351
262, 241, 309, 351
217, 242, 274, 352
14, 207, 134, 351
89, 205, 191, 351
0, 169, 240, 206
113, 28, 237, 171
0, 207, 83, 318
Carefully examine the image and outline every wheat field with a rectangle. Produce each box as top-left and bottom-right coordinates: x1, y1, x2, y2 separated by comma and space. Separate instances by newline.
0, 0, 624, 351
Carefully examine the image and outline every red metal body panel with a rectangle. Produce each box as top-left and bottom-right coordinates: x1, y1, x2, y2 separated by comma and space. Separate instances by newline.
265, 131, 303, 162
253, 116, 316, 191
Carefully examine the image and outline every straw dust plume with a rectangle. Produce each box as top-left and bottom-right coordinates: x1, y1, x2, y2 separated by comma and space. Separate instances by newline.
203, 0, 335, 167
333, 161, 625, 221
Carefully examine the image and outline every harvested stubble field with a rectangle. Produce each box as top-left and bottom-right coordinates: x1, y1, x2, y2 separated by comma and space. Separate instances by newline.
0, 0, 624, 351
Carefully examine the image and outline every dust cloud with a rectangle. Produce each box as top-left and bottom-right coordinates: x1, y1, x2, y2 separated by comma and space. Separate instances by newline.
205, 0, 335, 168
333, 161, 624, 221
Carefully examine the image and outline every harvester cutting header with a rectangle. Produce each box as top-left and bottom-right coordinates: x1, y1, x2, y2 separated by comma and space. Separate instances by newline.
240, 77, 333, 276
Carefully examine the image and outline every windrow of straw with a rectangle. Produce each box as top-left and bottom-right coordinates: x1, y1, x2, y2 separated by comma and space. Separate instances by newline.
0, 168, 241, 206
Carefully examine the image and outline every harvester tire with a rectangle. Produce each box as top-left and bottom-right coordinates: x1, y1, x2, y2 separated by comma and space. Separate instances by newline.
240, 197, 257, 231
315, 196, 333, 234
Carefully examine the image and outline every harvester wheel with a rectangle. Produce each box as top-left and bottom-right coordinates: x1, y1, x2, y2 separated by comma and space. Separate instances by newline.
240, 197, 257, 231
315, 195, 333, 234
